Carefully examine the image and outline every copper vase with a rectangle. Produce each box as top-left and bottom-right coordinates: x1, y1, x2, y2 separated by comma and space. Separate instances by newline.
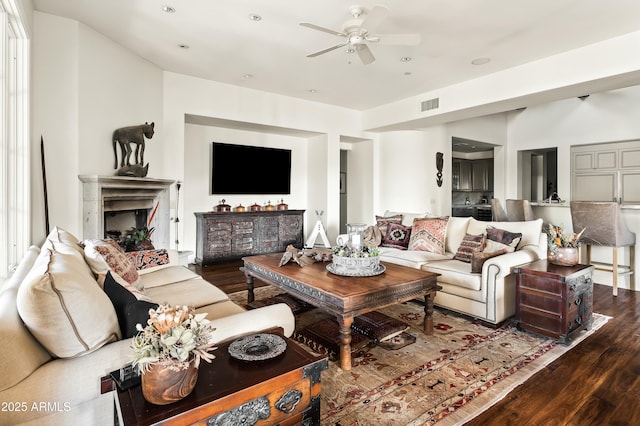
141, 358, 198, 405
548, 247, 579, 266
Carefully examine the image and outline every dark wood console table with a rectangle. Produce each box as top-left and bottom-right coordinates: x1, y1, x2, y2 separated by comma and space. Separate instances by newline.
194, 210, 304, 265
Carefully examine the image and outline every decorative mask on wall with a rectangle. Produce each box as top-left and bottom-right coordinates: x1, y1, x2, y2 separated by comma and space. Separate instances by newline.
436, 152, 444, 187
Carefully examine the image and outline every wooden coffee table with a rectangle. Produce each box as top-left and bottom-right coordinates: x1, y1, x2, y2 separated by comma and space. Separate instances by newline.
113, 330, 327, 425
242, 253, 441, 370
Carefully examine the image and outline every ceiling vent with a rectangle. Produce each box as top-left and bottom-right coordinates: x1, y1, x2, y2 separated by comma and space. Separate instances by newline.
421, 98, 440, 112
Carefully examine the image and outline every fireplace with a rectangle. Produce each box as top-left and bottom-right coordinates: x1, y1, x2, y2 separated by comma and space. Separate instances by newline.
79, 175, 174, 248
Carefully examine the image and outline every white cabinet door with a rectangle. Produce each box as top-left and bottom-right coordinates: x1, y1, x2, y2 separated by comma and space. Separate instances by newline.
572, 172, 617, 202
621, 171, 640, 204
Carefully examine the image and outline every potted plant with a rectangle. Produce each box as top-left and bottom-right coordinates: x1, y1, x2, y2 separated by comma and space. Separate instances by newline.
125, 226, 155, 252
131, 304, 217, 405
546, 223, 585, 266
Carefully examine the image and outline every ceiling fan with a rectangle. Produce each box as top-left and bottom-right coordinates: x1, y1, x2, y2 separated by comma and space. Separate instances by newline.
300, 5, 421, 65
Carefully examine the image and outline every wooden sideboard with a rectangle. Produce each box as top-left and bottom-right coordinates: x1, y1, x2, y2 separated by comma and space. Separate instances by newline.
194, 210, 305, 265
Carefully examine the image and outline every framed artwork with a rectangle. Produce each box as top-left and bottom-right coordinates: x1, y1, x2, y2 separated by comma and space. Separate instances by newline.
340, 172, 346, 194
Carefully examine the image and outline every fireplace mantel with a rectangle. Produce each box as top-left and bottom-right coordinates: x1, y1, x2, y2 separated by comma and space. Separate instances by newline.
79, 175, 174, 248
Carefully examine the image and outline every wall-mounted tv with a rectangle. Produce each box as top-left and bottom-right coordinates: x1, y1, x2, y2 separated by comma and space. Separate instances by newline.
211, 142, 292, 195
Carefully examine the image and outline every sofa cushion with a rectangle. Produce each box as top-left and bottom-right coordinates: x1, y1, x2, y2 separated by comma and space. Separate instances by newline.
139, 265, 201, 289
486, 226, 522, 249
103, 271, 158, 338
421, 259, 482, 291
452, 233, 484, 263
382, 223, 412, 250
444, 216, 472, 254
471, 249, 507, 273
378, 247, 451, 269
376, 214, 403, 238
0, 246, 52, 393
466, 218, 543, 250
83, 239, 142, 290
384, 210, 428, 227
17, 238, 121, 358
408, 217, 449, 254
145, 277, 230, 308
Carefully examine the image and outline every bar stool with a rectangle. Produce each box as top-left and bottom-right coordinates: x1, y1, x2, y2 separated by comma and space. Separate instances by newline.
505, 199, 537, 221
491, 198, 508, 221
570, 201, 636, 296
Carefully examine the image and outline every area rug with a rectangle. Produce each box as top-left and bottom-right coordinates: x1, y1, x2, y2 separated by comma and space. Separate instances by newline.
228, 286, 610, 425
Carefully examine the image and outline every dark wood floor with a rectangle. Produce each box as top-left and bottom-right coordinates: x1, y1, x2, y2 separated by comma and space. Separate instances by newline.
191, 261, 640, 426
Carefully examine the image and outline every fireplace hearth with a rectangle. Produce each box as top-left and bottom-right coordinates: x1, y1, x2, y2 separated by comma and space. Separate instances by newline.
79, 175, 174, 248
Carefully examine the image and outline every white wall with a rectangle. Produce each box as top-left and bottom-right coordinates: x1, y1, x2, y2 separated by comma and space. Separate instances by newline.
182, 124, 309, 253
32, 12, 164, 243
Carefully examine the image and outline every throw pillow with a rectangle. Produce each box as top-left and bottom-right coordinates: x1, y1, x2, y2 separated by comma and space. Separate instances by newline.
83, 239, 142, 290
382, 223, 412, 250
483, 239, 516, 253
471, 249, 508, 273
128, 249, 170, 271
452, 233, 485, 263
376, 214, 403, 241
408, 217, 449, 254
16, 238, 121, 358
486, 226, 522, 249
103, 272, 158, 338
362, 225, 383, 248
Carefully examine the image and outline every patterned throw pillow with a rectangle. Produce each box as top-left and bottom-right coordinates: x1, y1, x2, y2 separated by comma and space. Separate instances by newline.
453, 233, 484, 263
376, 214, 403, 242
486, 226, 522, 249
382, 223, 412, 250
408, 217, 449, 254
83, 239, 142, 290
128, 249, 170, 271
471, 249, 508, 273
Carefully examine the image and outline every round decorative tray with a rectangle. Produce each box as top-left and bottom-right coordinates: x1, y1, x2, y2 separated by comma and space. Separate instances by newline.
228, 333, 287, 361
326, 263, 386, 277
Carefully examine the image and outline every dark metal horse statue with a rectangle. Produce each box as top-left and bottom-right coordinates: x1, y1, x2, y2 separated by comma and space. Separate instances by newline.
113, 122, 155, 177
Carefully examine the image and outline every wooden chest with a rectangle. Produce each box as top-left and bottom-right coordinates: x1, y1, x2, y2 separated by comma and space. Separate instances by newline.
115, 331, 328, 425
514, 260, 594, 344
194, 210, 304, 265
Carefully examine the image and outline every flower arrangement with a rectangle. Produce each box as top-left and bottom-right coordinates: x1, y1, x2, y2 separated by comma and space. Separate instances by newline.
332, 244, 380, 258
131, 304, 217, 374
546, 223, 585, 251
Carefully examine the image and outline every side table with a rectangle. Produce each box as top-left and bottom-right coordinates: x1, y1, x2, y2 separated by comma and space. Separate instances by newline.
114, 331, 328, 425
513, 260, 594, 344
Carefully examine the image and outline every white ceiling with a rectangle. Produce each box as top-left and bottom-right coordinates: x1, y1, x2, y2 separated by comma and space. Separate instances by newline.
33, 0, 640, 110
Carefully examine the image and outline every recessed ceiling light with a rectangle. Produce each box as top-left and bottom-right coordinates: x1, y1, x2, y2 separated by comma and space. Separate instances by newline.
162, 5, 175, 13
404, 71, 412, 76
248, 14, 262, 21
400, 57, 412, 62
471, 57, 490, 65
243, 73, 253, 79
178, 44, 189, 49
309, 89, 317, 93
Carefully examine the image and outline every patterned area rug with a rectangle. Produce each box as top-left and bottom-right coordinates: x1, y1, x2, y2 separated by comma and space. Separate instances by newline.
228, 286, 610, 425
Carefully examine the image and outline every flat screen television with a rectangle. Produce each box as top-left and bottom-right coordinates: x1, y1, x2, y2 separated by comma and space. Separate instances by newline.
210, 142, 292, 195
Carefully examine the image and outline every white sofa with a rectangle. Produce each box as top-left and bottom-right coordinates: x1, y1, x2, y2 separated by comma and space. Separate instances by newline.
0, 228, 295, 425
373, 212, 546, 325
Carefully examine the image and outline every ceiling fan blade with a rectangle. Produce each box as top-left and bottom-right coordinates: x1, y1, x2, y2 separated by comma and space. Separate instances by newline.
299, 22, 346, 37
373, 33, 422, 46
356, 44, 375, 65
307, 42, 348, 58
360, 5, 389, 31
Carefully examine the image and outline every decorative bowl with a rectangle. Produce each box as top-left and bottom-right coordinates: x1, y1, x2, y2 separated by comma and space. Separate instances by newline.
548, 247, 579, 266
